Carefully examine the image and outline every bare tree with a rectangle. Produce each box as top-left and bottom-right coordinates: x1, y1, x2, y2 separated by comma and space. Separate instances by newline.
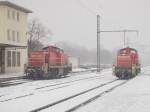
28, 19, 51, 55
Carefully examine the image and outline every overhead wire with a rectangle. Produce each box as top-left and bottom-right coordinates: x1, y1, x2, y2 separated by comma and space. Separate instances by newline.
85, 0, 103, 13
95, 0, 104, 16
75, 0, 97, 16
75, 0, 104, 21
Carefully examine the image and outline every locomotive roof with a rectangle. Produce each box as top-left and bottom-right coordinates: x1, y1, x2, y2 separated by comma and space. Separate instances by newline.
43, 46, 63, 51
120, 47, 137, 52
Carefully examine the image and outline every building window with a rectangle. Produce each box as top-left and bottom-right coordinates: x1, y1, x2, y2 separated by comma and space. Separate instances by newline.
7, 10, 10, 19
12, 30, 15, 41
7, 51, 11, 67
17, 52, 20, 66
12, 51, 16, 67
12, 11, 15, 20
7, 29, 10, 40
17, 12, 19, 21
17, 32, 20, 42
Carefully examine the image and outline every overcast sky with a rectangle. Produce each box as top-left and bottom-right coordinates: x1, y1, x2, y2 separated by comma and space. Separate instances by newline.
7, 0, 150, 50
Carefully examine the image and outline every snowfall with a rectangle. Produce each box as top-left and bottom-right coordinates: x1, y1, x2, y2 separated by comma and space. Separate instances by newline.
0, 67, 150, 112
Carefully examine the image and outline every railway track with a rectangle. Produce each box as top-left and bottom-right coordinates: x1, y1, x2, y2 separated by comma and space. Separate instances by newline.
0, 68, 98, 88
30, 79, 129, 112
35, 75, 99, 90
0, 74, 102, 103
0, 68, 110, 105
0, 78, 33, 87
66, 80, 128, 112
0, 67, 148, 112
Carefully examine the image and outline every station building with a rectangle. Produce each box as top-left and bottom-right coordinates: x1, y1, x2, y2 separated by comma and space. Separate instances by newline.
0, 1, 32, 74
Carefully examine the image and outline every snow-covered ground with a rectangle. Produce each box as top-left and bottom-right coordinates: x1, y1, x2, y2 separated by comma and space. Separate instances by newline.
0, 67, 150, 112
72, 68, 87, 72
75, 66, 150, 112
0, 72, 24, 79
41, 79, 124, 112
0, 69, 115, 112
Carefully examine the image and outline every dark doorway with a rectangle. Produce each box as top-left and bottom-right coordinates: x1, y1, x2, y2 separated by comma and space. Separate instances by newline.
0, 48, 5, 74
0, 48, 2, 73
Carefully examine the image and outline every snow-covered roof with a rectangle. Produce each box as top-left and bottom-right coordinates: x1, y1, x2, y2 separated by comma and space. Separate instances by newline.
0, 1, 32, 13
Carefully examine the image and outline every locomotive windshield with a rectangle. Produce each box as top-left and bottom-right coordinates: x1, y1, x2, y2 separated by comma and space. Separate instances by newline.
53, 47, 64, 53
119, 47, 137, 55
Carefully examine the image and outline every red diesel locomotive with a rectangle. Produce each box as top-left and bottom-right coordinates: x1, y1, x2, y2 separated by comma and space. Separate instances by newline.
113, 47, 141, 79
25, 46, 72, 79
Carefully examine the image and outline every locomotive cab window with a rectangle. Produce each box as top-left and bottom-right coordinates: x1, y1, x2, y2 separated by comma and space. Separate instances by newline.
59, 49, 63, 53
131, 50, 136, 54
55, 48, 60, 53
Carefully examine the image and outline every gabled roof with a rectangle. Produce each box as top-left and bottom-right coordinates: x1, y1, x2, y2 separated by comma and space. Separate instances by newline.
0, 1, 32, 13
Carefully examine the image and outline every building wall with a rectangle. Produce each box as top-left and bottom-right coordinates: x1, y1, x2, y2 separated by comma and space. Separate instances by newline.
0, 5, 28, 73
0, 6, 28, 46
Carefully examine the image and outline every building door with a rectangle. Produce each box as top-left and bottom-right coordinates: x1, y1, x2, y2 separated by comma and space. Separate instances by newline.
0, 48, 5, 73
0, 48, 2, 73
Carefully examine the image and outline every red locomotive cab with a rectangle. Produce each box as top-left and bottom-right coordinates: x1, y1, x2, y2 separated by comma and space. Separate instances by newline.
113, 47, 141, 79
25, 45, 72, 79
43, 46, 66, 66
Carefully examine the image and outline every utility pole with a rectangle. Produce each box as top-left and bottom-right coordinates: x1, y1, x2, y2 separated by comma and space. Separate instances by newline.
97, 15, 100, 72
124, 31, 126, 47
